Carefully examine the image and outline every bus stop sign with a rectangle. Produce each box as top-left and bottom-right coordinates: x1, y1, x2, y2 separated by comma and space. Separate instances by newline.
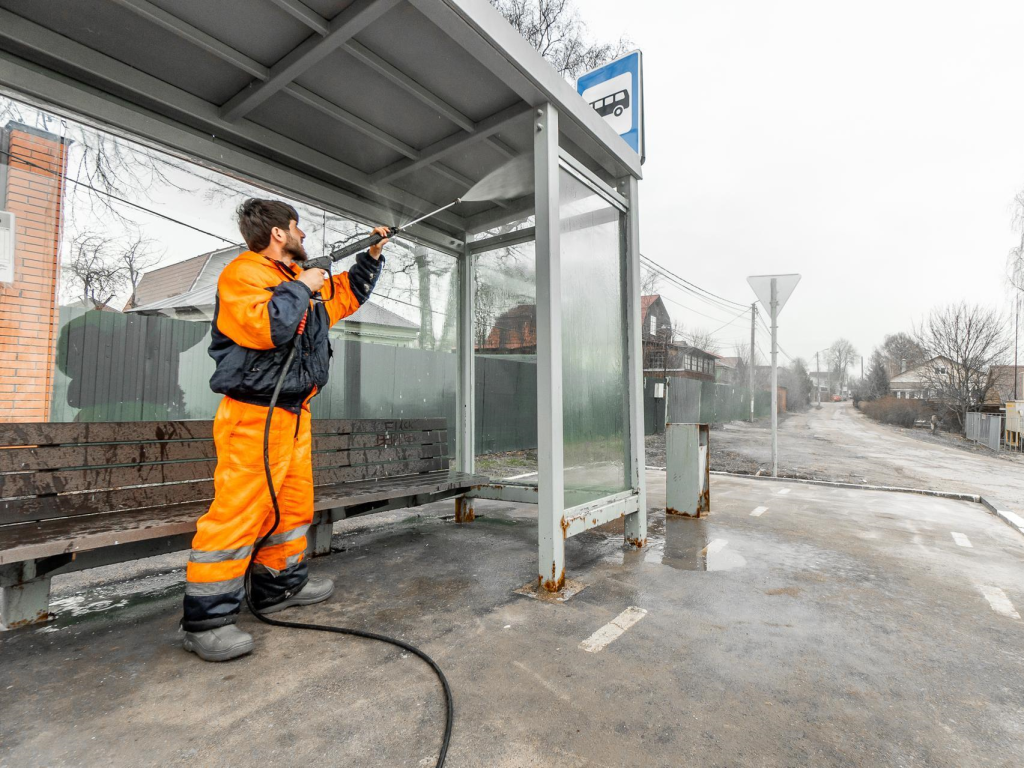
577, 50, 645, 162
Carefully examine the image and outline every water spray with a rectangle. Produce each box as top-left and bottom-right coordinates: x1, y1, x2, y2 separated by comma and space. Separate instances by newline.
304, 198, 461, 271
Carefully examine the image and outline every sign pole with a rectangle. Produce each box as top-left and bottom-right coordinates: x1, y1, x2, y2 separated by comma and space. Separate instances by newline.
749, 302, 756, 422
770, 278, 778, 478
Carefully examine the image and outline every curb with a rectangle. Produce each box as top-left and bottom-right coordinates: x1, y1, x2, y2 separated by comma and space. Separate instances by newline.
650, 468, 1024, 540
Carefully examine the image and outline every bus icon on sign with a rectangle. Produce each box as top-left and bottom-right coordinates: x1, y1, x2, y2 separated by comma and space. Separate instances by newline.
591, 89, 629, 118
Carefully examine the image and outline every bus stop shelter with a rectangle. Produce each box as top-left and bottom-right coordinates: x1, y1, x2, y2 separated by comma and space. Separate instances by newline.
0, 0, 646, 591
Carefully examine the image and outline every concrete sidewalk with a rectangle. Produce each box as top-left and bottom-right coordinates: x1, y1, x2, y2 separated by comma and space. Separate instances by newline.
2, 473, 1023, 767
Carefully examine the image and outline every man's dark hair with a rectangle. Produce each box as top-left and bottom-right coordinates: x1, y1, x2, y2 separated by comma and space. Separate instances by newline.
236, 198, 299, 252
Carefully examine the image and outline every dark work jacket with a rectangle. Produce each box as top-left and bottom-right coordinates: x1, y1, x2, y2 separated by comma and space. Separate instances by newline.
208, 250, 383, 410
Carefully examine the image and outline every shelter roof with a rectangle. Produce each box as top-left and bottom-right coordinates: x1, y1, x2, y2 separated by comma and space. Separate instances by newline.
0, 0, 641, 252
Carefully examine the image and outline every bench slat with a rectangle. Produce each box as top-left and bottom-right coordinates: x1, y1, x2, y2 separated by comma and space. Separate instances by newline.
0, 429, 448, 472
0, 471, 483, 565
0, 456, 450, 525
0, 418, 445, 447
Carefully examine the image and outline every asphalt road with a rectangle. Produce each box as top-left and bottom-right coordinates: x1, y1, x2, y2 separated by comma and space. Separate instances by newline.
699, 402, 1024, 511
4, 475, 1024, 767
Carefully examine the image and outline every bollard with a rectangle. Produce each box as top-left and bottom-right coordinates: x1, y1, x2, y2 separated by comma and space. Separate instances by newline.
666, 423, 710, 517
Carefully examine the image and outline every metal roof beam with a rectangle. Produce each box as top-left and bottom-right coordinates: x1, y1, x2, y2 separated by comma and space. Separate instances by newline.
220, 0, 402, 122
0, 9, 467, 231
108, 0, 270, 80
370, 103, 531, 184
265, 0, 330, 35
106, 1, 481, 190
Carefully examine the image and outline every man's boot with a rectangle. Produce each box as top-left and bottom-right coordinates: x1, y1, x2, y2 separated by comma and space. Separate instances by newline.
183, 624, 254, 662
259, 576, 334, 614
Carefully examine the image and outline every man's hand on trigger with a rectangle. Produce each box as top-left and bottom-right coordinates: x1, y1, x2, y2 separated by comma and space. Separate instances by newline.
368, 226, 390, 260
298, 267, 327, 294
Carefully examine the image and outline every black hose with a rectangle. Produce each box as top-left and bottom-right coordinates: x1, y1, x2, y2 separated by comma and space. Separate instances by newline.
243, 339, 454, 768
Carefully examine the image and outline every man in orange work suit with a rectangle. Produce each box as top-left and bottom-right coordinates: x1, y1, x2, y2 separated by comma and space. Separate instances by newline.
181, 198, 389, 661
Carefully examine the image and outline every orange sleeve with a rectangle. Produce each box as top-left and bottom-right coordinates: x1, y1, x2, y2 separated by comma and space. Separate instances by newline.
216, 260, 312, 349
323, 272, 362, 327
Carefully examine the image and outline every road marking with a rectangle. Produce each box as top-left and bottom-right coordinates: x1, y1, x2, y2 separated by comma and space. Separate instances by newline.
978, 586, 1020, 620
701, 539, 728, 557
776, 488, 791, 495
504, 471, 538, 480
579, 606, 647, 653
951, 532, 972, 548
512, 660, 570, 701
750, 506, 769, 517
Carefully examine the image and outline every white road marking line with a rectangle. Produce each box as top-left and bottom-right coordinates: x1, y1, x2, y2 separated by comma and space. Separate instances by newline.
504, 471, 538, 480
775, 488, 791, 495
750, 506, 769, 517
579, 607, 648, 653
701, 539, 728, 557
951, 532, 972, 548
511, 660, 570, 701
978, 586, 1021, 620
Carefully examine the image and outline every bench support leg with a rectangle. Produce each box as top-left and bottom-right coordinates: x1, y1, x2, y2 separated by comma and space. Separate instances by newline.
455, 496, 475, 524
307, 513, 334, 557
1, 576, 52, 631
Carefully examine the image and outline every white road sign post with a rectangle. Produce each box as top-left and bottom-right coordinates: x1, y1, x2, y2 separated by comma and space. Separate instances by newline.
747, 274, 801, 477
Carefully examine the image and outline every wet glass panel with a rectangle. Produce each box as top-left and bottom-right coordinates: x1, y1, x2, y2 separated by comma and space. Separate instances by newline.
473, 240, 538, 482
0, 94, 457, 439
559, 168, 629, 506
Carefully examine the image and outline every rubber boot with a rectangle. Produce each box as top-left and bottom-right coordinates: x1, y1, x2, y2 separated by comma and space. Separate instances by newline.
259, 576, 335, 615
183, 624, 255, 662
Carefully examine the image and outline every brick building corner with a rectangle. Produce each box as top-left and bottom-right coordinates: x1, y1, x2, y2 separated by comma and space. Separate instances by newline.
0, 122, 69, 422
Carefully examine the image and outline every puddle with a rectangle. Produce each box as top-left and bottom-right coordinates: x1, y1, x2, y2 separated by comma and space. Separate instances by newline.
653, 517, 747, 572
35, 571, 184, 632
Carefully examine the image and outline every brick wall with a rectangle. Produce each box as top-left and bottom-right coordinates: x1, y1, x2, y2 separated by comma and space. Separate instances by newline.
0, 123, 68, 422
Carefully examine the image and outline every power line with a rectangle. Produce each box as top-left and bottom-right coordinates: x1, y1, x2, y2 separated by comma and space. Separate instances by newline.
1, 148, 238, 246
641, 254, 748, 309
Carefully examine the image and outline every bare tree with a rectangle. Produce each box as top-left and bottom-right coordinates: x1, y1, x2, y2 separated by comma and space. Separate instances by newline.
677, 325, 720, 355
915, 302, 1010, 431
490, 0, 631, 79
827, 338, 857, 394
640, 265, 661, 297
65, 233, 126, 307
881, 331, 926, 378
120, 234, 162, 309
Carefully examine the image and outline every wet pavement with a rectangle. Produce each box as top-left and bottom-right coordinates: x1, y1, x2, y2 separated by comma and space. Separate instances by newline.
2, 472, 1024, 767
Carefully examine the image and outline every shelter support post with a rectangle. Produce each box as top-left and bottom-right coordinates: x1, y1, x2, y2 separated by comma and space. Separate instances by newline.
623, 175, 647, 546
455, 233, 476, 523
535, 103, 565, 591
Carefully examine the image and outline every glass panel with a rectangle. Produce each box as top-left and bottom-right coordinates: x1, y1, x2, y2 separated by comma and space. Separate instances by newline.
559, 168, 629, 506
473, 240, 538, 482
0, 94, 457, 444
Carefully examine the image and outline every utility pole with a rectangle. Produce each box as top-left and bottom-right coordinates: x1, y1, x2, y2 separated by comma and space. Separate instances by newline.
749, 303, 756, 421
860, 355, 864, 384
770, 279, 779, 477
816, 351, 820, 406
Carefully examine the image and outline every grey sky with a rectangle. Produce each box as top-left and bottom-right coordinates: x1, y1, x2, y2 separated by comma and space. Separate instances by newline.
584, 0, 1024, 366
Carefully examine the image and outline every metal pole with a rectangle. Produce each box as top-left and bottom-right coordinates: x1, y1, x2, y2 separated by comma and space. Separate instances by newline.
1014, 290, 1019, 400
623, 175, 647, 548
771, 278, 778, 477
816, 351, 820, 406
534, 103, 565, 592
749, 303, 756, 421
456, 234, 475, 476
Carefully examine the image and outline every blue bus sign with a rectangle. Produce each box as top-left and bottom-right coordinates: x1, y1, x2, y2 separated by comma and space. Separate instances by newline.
577, 50, 644, 162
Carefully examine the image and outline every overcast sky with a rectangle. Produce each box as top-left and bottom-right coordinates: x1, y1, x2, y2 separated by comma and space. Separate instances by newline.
583, 0, 1024, 369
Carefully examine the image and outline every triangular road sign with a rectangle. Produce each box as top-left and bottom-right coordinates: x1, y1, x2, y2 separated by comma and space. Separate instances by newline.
746, 274, 801, 316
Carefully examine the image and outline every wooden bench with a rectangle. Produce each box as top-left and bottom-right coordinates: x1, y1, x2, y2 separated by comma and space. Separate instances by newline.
0, 418, 482, 629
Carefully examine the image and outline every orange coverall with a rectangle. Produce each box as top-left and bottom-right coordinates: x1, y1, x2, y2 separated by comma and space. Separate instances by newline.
182, 251, 368, 631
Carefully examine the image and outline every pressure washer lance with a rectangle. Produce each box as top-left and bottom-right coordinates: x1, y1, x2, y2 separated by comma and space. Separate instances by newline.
302, 198, 461, 272
244, 207, 458, 764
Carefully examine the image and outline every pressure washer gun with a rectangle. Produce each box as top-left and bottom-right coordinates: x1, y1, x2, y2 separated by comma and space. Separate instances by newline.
299, 198, 460, 273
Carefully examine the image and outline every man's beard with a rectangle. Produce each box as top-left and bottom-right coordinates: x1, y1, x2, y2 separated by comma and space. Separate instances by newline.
284, 233, 307, 262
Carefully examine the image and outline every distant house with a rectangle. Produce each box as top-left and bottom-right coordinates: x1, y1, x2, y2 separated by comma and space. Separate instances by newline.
889, 356, 956, 400
716, 355, 740, 383
984, 365, 1024, 406
641, 295, 671, 341
129, 245, 420, 346
479, 304, 536, 355
62, 298, 119, 313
